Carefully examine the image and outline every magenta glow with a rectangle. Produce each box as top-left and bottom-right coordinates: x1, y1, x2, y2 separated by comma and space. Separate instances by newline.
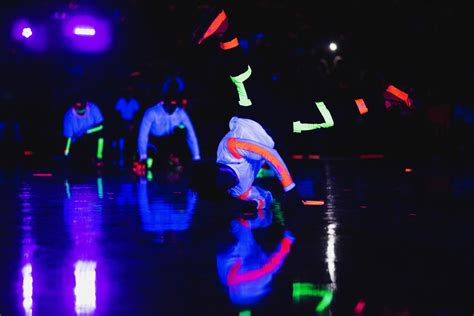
11, 18, 48, 51
22, 27, 33, 38
73, 26, 96, 36
64, 15, 111, 52
11, 19, 30, 40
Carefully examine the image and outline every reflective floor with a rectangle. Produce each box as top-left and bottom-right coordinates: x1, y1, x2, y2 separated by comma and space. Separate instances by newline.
1, 156, 474, 316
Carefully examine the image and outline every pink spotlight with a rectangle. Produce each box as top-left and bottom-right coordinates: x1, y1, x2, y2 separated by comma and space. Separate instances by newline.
73, 26, 96, 36
22, 27, 33, 38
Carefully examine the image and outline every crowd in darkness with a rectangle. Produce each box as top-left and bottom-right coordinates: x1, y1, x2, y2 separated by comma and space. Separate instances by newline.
1, 0, 473, 164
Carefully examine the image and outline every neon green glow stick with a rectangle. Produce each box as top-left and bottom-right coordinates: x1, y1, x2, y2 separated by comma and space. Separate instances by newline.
146, 157, 153, 169
64, 137, 72, 156
239, 311, 251, 316
314, 289, 333, 313
293, 101, 334, 133
96, 138, 104, 159
230, 65, 252, 106
87, 124, 103, 134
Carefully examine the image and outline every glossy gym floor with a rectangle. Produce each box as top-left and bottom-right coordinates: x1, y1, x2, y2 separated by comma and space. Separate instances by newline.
1, 154, 473, 316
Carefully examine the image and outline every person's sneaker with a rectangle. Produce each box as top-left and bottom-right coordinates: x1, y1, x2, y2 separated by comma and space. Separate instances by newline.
132, 161, 146, 176
192, 7, 229, 45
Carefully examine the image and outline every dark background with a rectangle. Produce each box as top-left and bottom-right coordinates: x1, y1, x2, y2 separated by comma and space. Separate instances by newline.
0, 0, 472, 163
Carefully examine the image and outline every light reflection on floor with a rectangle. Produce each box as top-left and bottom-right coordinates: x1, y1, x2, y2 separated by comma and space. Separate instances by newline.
1, 157, 474, 315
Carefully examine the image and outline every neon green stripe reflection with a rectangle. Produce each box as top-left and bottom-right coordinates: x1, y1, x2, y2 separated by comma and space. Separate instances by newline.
97, 138, 104, 159
65, 180, 71, 199
293, 282, 333, 313
97, 177, 103, 198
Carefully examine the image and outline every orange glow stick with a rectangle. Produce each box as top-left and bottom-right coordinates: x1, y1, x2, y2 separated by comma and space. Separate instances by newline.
385, 85, 412, 108
302, 200, 325, 206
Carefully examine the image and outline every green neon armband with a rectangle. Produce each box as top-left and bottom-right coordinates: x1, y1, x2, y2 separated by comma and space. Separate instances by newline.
87, 124, 104, 134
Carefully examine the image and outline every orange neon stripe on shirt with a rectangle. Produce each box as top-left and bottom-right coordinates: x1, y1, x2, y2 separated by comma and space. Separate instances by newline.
228, 138, 294, 188
239, 186, 252, 200
228, 138, 243, 159
386, 85, 411, 107
227, 237, 293, 285
354, 98, 368, 115
201, 10, 227, 43
220, 37, 239, 50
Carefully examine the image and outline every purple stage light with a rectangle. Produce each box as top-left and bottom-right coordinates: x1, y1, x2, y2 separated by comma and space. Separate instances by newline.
73, 26, 96, 36
11, 19, 47, 52
74, 260, 97, 314
11, 19, 30, 40
64, 15, 111, 52
22, 263, 33, 315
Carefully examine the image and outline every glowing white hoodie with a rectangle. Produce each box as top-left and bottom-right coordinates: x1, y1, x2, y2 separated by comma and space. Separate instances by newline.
137, 102, 200, 161
217, 117, 295, 209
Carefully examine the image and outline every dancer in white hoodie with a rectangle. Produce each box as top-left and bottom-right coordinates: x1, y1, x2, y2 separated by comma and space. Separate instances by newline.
191, 116, 300, 211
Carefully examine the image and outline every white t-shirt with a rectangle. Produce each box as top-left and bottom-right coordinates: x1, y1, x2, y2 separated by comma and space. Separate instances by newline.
63, 102, 103, 140
115, 97, 140, 121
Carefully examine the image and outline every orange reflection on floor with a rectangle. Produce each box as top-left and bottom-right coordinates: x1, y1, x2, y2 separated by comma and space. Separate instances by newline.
302, 200, 325, 206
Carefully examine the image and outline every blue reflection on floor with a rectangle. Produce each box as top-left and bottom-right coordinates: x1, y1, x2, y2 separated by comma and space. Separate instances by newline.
1, 157, 474, 315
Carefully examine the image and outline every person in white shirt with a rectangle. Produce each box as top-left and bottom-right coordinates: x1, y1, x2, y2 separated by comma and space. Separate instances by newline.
113, 85, 140, 163
189, 5, 303, 233
135, 77, 200, 173
63, 96, 105, 167
190, 116, 301, 212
